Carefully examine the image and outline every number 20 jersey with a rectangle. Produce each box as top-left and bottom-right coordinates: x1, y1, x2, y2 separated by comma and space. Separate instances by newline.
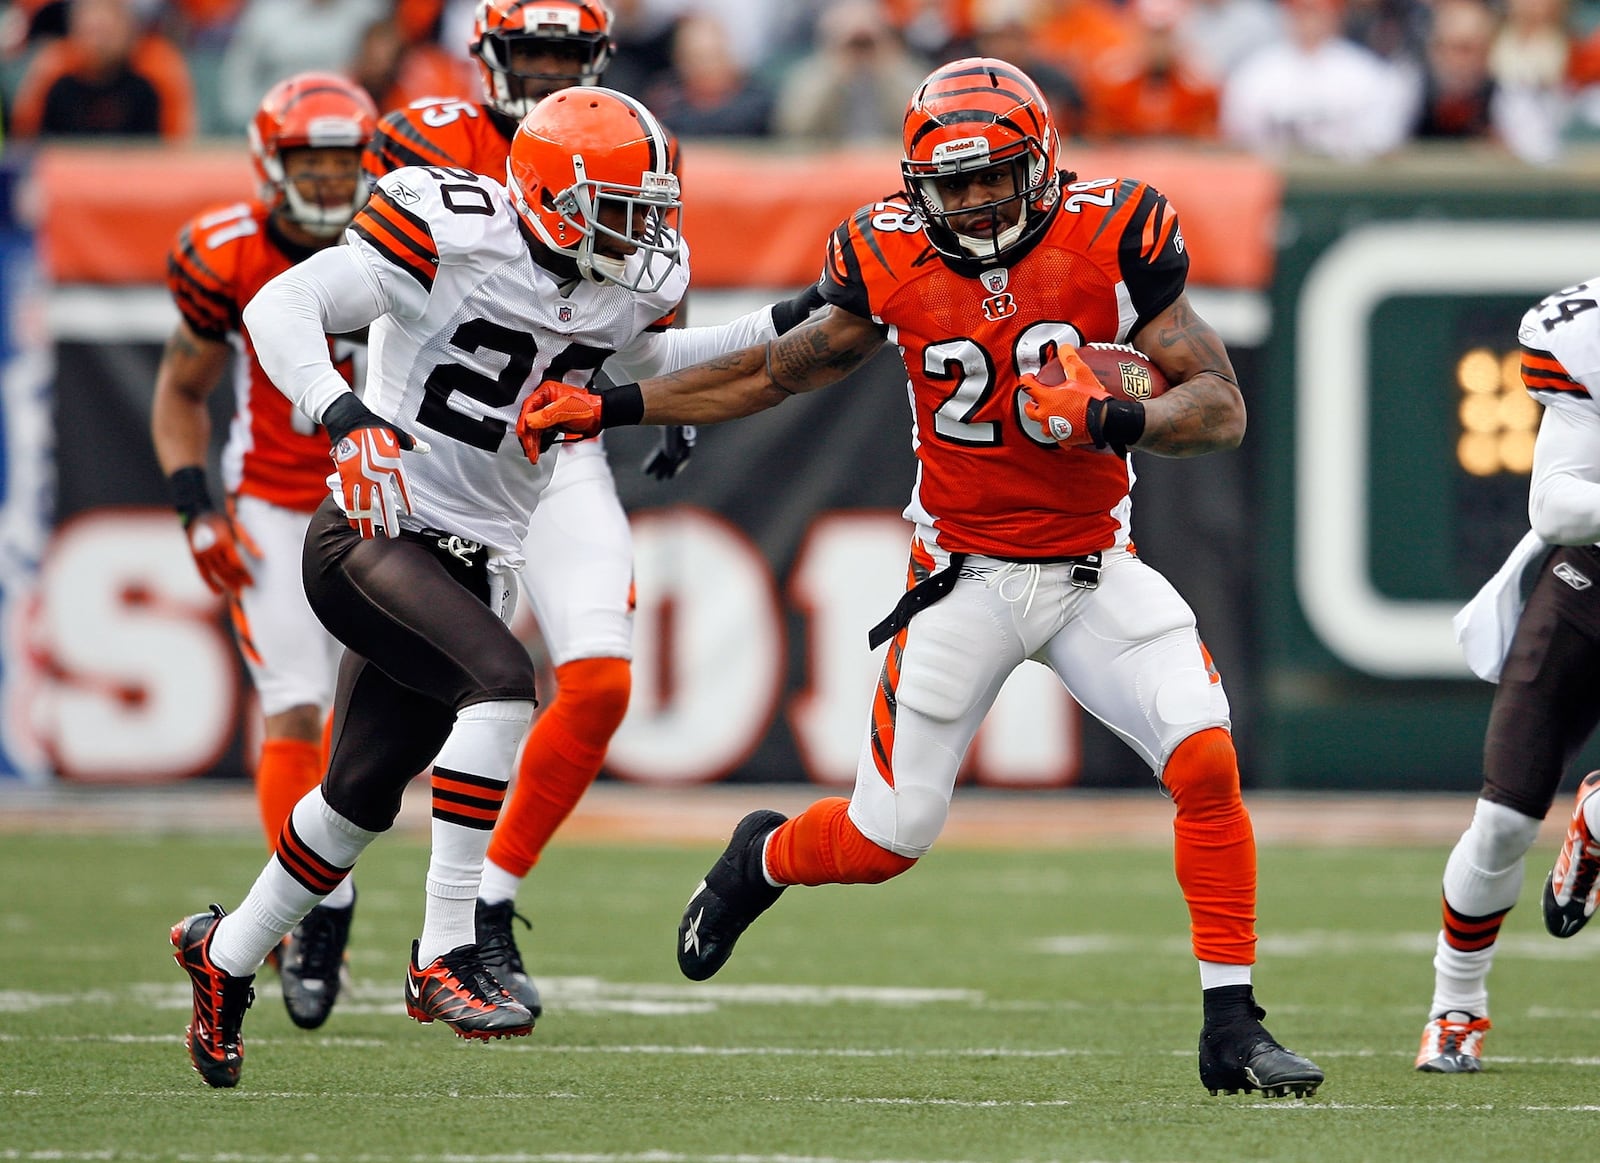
347, 165, 687, 556
819, 177, 1188, 559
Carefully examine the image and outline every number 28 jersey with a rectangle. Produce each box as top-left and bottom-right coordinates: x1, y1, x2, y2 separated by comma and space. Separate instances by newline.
348, 165, 687, 555
820, 176, 1188, 559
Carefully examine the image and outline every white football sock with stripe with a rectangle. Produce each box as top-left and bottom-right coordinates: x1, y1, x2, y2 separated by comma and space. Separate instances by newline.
211, 789, 380, 977
1431, 798, 1541, 1017
417, 699, 534, 966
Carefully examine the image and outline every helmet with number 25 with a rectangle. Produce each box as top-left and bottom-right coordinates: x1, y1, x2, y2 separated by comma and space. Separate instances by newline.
249, 72, 378, 238
473, 0, 614, 122
901, 57, 1060, 266
508, 88, 682, 294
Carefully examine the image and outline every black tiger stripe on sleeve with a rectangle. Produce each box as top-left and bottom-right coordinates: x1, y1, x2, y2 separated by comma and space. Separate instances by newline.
819, 215, 876, 321
363, 112, 460, 180
350, 187, 439, 292
1521, 345, 1592, 397
1116, 183, 1188, 333
166, 228, 237, 339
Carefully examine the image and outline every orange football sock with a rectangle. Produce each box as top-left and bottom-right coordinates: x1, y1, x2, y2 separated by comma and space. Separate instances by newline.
1162, 727, 1257, 965
765, 796, 917, 886
320, 708, 334, 772
256, 737, 324, 846
487, 656, 630, 878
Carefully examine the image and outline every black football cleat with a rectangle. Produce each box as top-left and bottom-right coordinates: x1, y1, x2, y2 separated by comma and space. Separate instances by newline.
404, 940, 534, 1040
475, 899, 542, 1019
280, 893, 356, 1030
171, 905, 255, 1088
677, 809, 788, 981
1198, 985, 1323, 1098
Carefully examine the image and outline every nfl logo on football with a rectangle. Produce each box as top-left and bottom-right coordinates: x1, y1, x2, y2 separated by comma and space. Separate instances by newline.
1118, 360, 1154, 400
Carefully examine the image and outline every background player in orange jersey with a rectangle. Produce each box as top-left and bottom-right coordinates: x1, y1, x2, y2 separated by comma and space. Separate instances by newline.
363, 0, 689, 1018
518, 56, 1324, 1100
151, 71, 378, 1033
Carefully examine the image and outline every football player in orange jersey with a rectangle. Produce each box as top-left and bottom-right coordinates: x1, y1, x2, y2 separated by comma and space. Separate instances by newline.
518, 57, 1325, 1099
362, 0, 690, 1019
151, 72, 378, 1033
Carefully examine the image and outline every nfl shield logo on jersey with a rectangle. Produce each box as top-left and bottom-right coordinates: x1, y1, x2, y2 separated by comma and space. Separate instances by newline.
558, 305, 573, 322
982, 268, 1009, 294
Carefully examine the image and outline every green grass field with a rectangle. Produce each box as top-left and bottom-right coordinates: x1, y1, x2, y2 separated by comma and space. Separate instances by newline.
3, 828, 1598, 1162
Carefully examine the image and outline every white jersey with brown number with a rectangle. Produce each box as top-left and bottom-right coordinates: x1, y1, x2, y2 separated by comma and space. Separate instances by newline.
346, 165, 688, 555
1518, 279, 1600, 413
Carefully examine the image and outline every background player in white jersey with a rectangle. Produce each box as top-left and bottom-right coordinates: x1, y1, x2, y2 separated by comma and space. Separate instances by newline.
519, 57, 1323, 1100
362, 0, 700, 1018
167, 88, 819, 1089
151, 72, 377, 1032
1414, 278, 1600, 1073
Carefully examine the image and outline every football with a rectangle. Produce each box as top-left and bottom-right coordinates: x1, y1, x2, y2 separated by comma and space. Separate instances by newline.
1037, 343, 1169, 403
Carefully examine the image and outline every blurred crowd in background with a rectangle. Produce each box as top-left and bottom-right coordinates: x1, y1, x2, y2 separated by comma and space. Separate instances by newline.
4, 0, 1600, 164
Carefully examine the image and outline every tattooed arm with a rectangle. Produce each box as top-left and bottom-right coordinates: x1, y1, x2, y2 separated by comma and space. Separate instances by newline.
151, 318, 232, 478
1129, 292, 1246, 457
634, 306, 888, 426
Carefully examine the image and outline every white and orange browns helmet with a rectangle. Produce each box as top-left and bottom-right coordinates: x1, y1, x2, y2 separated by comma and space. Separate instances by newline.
472, 0, 613, 122
900, 57, 1061, 265
249, 72, 378, 238
507, 87, 681, 293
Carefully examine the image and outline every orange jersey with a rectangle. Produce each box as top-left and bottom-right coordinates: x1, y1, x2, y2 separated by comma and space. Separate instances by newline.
364, 95, 683, 185
820, 176, 1187, 559
167, 201, 354, 511
363, 98, 514, 183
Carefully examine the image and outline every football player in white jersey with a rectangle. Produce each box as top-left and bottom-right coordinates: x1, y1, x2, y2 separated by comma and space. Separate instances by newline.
1415, 278, 1600, 1073
167, 88, 820, 1088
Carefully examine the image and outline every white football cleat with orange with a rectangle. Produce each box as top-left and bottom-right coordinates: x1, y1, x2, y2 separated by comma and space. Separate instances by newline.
1543, 770, 1600, 938
1415, 1011, 1490, 1073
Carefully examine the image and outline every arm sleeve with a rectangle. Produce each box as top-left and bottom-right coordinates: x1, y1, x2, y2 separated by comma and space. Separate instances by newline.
242, 245, 390, 425
1527, 397, 1600, 545
608, 303, 780, 382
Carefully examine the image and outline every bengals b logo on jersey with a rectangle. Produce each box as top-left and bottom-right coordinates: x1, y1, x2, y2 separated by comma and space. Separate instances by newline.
981, 293, 1016, 321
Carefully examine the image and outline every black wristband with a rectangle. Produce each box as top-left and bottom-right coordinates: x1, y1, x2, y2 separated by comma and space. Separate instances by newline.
321, 393, 384, 444
599, 381, 645, 428
168, 466, 214, 526
771, 283, 826, 335
1092, 397, 1146, 452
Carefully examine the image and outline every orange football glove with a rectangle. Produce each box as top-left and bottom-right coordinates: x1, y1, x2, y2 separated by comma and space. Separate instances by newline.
332, 425, 420, 539
1021, 347, 1112, 448
516, 381, 604, 464
321, 394, 429, 540
185, 511, 254, 595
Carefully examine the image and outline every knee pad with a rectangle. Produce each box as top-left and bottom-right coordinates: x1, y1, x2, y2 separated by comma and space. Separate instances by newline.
1463, 798, 1542, 871
551, 656, 632, 738
874, 785, 950, 858
838, 802, 919, 882
1161, 727, 1242, 815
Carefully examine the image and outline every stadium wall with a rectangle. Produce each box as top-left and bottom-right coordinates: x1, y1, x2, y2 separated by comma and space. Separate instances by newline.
7, 143, 1600, 791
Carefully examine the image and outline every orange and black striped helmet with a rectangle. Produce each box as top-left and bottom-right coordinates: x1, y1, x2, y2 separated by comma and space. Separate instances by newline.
507, 87, 682, 293
248, 72, 378, 239
901, 57, 1060, 266
472, 0, 614, 122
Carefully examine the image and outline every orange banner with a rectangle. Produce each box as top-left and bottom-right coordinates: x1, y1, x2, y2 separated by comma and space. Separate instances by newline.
36, 142, 1279, 290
